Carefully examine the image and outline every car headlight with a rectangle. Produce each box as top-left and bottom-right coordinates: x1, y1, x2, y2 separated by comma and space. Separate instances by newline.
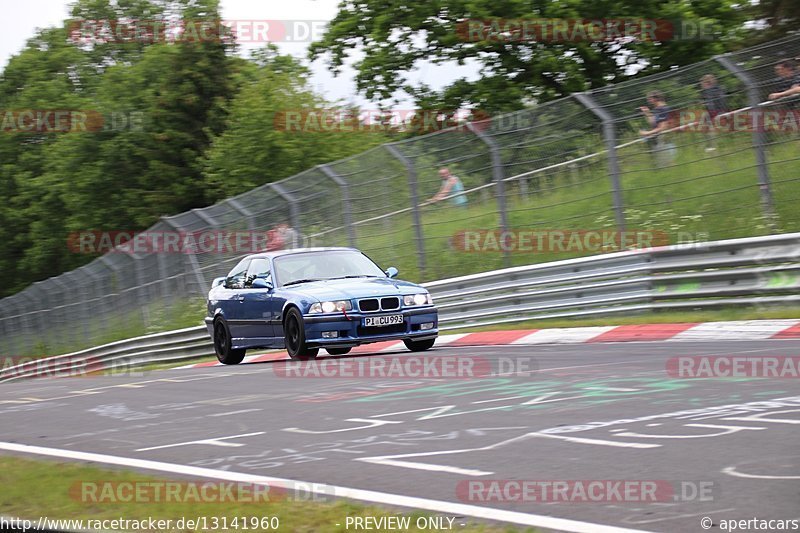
308, 300, 353, 314
403, 293, 432, 306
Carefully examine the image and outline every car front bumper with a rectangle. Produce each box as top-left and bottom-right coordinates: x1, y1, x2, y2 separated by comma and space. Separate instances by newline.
303, 306, 438, 348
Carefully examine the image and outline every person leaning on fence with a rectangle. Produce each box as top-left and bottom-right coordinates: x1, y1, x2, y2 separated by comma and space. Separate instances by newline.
639, 90, 676, 166
767, 59, 800, 101
700, 74, 728, 152
429, 167, 468, 207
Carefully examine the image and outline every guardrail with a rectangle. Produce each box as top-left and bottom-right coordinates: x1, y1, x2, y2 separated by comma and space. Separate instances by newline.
430, 232, 800, 329
2, 233, 798, 382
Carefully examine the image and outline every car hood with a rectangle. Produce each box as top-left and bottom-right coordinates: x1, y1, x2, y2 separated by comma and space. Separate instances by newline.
280, 277, 425, 301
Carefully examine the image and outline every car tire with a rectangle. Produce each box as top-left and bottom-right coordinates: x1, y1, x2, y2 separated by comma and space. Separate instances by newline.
403, 338, 436, 352
213, 319, 246, 365
326, 347, 352, 356
284, 307, 319, 360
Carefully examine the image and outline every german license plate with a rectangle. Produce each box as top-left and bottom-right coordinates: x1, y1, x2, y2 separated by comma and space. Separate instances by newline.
363, 314, 403, 327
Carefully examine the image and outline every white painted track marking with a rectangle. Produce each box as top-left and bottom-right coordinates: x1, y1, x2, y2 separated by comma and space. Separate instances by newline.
532, 433, 661, 449
135, 432, 265, 451
722, 466, 800, 480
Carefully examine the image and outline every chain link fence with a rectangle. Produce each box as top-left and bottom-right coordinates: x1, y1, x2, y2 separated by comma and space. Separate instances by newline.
3, 33, 800, 356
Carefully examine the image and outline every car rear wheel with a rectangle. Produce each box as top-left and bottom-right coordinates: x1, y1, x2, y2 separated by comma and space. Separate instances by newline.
326, 347, 352, 355
403, 338, 436, 352
284, 308, 319, 360
213, 319, 246, 365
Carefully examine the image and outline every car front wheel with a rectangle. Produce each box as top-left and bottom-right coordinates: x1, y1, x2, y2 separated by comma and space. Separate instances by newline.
284, 308, 319, 360
403, 338, 436, 352
213, 319, 246, 365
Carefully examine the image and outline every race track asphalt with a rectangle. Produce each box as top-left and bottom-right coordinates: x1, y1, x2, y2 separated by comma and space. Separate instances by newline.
2, 339, 799, 532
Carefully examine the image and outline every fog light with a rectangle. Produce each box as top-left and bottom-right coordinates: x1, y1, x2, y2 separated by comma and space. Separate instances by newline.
322, 331, 339, 338
420, 322, 434, 330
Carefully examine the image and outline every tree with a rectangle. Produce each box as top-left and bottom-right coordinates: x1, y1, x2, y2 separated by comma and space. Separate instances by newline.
0, 7, 388, 298
741, 0, 800, 45
310, 0, 746, 113
203, 46, 389, 201
0, 27, 92, 294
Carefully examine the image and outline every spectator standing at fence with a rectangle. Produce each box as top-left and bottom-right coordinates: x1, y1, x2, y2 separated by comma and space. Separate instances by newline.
275, 223, 301, 248
768, 59, 800, 101
430, 167, 468, 207
639, 90, 676, 166
264, 223, 301, 251
700, 74, 728, 152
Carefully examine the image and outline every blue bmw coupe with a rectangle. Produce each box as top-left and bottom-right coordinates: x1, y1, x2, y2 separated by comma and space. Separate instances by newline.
205, 248, 439, 363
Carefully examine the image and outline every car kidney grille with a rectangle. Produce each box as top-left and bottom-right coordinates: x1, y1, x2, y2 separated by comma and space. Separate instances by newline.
380, 297, 400, 310
359, 298, 379, 312
359, 297, 400, 312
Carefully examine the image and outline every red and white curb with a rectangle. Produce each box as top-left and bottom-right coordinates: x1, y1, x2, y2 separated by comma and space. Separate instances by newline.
176, 319, 800, 369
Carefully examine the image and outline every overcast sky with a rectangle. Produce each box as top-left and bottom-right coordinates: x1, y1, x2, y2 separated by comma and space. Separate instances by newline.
0, 0, 478, 109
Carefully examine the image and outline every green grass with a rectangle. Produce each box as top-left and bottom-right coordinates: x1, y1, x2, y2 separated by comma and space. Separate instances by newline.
0, 457, 532, 533
22, 299, 208, 358
352, 132, 800, 282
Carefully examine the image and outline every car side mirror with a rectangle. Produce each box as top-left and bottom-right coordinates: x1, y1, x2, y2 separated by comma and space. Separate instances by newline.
212, 277, 225, 289
251, 278, 273, 290
385, 266, 399, 279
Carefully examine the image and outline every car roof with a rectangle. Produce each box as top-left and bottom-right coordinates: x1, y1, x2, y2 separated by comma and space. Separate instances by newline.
246, 247, 359, 260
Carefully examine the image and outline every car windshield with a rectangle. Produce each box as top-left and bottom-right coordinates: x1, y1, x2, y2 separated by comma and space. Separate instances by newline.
274, 250, 386, 286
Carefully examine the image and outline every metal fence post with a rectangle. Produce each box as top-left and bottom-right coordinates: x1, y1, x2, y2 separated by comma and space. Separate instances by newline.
28, 283, 51, 353
82, 265, 108, 345
318, 164, 357, 248
269, 183, 301, 236
385, 143, 426, 278
49, 276, 76, 350
131, 254, 151, 331
226, 198, 255, 230
2, 303, 15, 355
715, 55, 776, 225
2, 297, 23, 356
160, 217, 208, 297
98, 255, 123, 332
466, 122, 511, 268
573, 92, 626, 233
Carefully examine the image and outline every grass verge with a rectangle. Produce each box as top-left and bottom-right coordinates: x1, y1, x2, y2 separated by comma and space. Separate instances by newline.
0, 457, 531, 533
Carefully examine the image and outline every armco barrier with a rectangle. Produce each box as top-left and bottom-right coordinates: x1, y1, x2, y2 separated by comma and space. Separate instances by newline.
2, 233, 798, 382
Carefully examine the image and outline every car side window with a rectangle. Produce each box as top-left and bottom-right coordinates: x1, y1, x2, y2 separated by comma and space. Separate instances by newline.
245, 258, 272, 287
225, 259, 250, 289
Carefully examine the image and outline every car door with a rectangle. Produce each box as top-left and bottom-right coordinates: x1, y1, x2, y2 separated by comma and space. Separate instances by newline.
220, 258, 250, 340
238, 257, 275, 342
